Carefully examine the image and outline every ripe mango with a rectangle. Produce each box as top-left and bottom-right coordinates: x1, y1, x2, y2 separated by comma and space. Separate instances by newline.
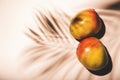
76, 37, 108, 71
70, 9, 101, 41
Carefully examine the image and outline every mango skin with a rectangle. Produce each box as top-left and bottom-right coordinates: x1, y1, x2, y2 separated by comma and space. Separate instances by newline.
76, 37, 108, 71
70, 9, 101, 40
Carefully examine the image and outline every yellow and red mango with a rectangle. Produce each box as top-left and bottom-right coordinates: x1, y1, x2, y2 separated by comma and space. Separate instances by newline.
70, 9, 101, 40
76, 37, 108, 71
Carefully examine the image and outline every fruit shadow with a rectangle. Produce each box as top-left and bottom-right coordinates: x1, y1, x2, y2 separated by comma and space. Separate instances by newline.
93, 18, 106, 39
88, 46, 112, 76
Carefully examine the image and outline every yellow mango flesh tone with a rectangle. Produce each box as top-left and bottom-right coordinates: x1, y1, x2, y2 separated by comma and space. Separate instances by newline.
76, 37, 108, 71
70, 9, 101, 40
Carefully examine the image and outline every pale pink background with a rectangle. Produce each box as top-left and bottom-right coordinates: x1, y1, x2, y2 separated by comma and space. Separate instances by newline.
0, 0, 119, 79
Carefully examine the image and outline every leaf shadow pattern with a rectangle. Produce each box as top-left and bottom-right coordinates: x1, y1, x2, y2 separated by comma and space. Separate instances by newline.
21, 8, 83, 80
105, 1, 120, 10
19, 9, 120, 80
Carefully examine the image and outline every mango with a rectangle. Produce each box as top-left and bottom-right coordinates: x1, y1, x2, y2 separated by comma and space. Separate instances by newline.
70, 9, 101, 41
76, 37, 108, 71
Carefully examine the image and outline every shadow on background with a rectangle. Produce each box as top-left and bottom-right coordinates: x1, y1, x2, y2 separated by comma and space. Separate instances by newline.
106, 1, 120, 10
93, 18, 106, 39
88, 46, 112, 76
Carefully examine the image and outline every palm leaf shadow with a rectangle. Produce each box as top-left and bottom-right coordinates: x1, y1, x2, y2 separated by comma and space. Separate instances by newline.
21, 9, 84, 79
